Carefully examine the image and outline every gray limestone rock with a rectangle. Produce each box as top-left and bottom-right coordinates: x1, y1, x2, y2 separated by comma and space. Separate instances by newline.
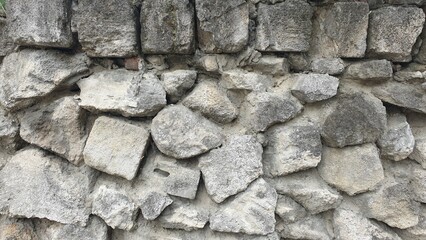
0, 216, 38, 240
161, 70, 197, 103
199, 135, 263, 203
411, 165, 426, 203
139, 192, 173, 220
0, 19, 14, 57
0, 108, 20, 152
310, 58, 345, 75
394, 71, 426, 83
0, 49, 90, 111
247, 55, 290, 76
256, 0, 313, 52
263, 122, 322, 177
141, 0, 194, 54
276, 214, 334, 240
8, 0, 73, 48
210, 178, 277, 235
92, 185, 138, 230
196, 0, 249, 53
76, 0, 138, 57
377, 110, 415, 161
158, 201, 209, 231
275, 195, 308, 223
0, 147, 97, 225
83, 116, 149, 180
290, 73, 339, 103
394, 205, 426, 240
322, 93, 387, 148
407, 112, 426, 168
183, 81, 237, 123
19, 97, 88, 165
77, 70, 167, 117
367, 6, 425, 62
151, 105, 223, 159
344, 60, 393, 82
267, 169, 342, 214
220, 69, 274, 92
319, 144, 385, 196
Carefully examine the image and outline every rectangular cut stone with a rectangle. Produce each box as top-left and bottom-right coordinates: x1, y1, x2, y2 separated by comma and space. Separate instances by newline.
196, 0, 249, 53
76, 0, 138, 57
8, 0, 73, 48
256, 0, 313, 52
141, 0, 195, 54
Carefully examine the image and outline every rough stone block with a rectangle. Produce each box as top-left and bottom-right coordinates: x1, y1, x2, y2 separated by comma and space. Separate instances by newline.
310, 58, 345, 75
139, 192, 173, 220
220, 69, 274, 92
344, 60, 393, 82
0, 108, 20, 152
0, 19, 14, 56
290, 73, 339, 103
161, 70, 197, 103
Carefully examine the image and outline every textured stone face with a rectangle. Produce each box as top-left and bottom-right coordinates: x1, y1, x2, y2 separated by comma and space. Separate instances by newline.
76, 0, 138, 57
367, 6, 425, 62
158, 200, 209, 231
310, 58, 345, 75
0, 19, 14, 56
276, 213, 333, 240
196, 0, 249, 53
344, 60, 393, 82
0, 108, 20, 152
290, 73, 339, 103
139, 192, 173, 220
83, 116, 149, 180
220, 70, 274, 92
141, 0, 195, 54
161, 70, 197, 103
275, 195, 307, 223
256, 0, 313, 52
8, 0, 73, 48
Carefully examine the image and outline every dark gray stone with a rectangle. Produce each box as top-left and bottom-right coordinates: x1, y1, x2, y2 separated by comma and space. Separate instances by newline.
344, 60, 393, 82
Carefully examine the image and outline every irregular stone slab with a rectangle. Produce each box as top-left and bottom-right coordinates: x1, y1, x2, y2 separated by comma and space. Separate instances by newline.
377, 110, 415, 161
77, 70, 166, 117
276, 214, 333, 240
267, 169, 342, 214
20, 97, 88, 165
92, 185, 138, 230
407, 112, 426, 168
263, 122, 322, 177
310, 58, 345, 75
8, 0, 73, 48
220, 69, 274, 92
161, 70, 197, 103
367, 6, 425, 62
394, 205, 426, 240
196, 0, 249, 53
151, 105, 223, 159
275, 195, 307, 223
141, 0, 194, 54
239, 92, 303, 132
199, 135, 263, 203
158, 201, 209, 231
410, 138, 426, 168
0, 49, 90, 111
210, 178, 277, 235
319, 144, 385, 196
76, 0, 138, 57
247, 55, 290, 76
394, 71, 426, 83
0, 147, 97, 225
373, 81, 426, 114
0, 216, 38, 240
0, 108, 20, 152
183, 81, 237, 123
0, 19, 14, 57
139, 192, 173, 220
83, 116, 149, 180
411, 165, 426, 203
322, 93, 386, 147
256, 0, 313, 52
290, 73, 339, 103
344, 60, 393, 82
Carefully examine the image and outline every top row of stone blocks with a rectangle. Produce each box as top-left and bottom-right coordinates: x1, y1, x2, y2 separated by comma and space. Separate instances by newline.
6, 0, 426, 62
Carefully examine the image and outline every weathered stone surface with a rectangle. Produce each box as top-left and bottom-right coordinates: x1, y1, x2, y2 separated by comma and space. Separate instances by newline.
407, 112, 426, 168
246, 55, 290, 76
378, 110, 415, 161
196, 0, 249, 53
139, 191, 173, 220
394, 71, 426, 83
76, 0, 138, 57
77, 70, 166, 117
411, 165, 426, 203
290, 73, 339, 103
0, 216, 38, 240
92, 185, 138, 230
263, 122, 322, 177
322, 93, 387, 148
319, 144, 385, 196
151, 105, 223, 159
239, 92, 303, 132
83, 116, 149, 180
267, 169, 342, 214
183, 81, 237, 123
276, 214, 333, 240
20, 97, 88, 165
0, 49, 90, 111
0, 147, 97, 225
275, 195, 307, 223
0, 108, 20, 152
0, 19, 14, 56
367, 6, 425, 62
210, 178, 277, 235
8, 0, 73, 48
394, 205, 426, 240
373, 81, 426, 114
310, 58, 345, 75
344, 60, 393, 82
220, 69, 274, 92
161, 70, 197, 103
199, 135, 263, 203
141, 0, 194, 54
158, 200, 209, 231
256, 0, 313, 52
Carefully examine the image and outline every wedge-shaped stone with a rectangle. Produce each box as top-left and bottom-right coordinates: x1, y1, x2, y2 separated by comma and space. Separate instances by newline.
275, 195, 307, 223
290, 73, 339, 103
344, 60, 393, 82
161, 70, 197, 103
0, 49, 90, 111
151, 105, 223, 159
199, 135, 263, 203
77, 70, 166, 117
0, 148, 97, 225
210, 178, 277, 235
83, 116, 149, 180
139, 192, 173, 220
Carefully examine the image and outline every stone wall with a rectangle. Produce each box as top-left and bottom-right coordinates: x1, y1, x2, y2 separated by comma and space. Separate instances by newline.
0, 0, 426, 239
